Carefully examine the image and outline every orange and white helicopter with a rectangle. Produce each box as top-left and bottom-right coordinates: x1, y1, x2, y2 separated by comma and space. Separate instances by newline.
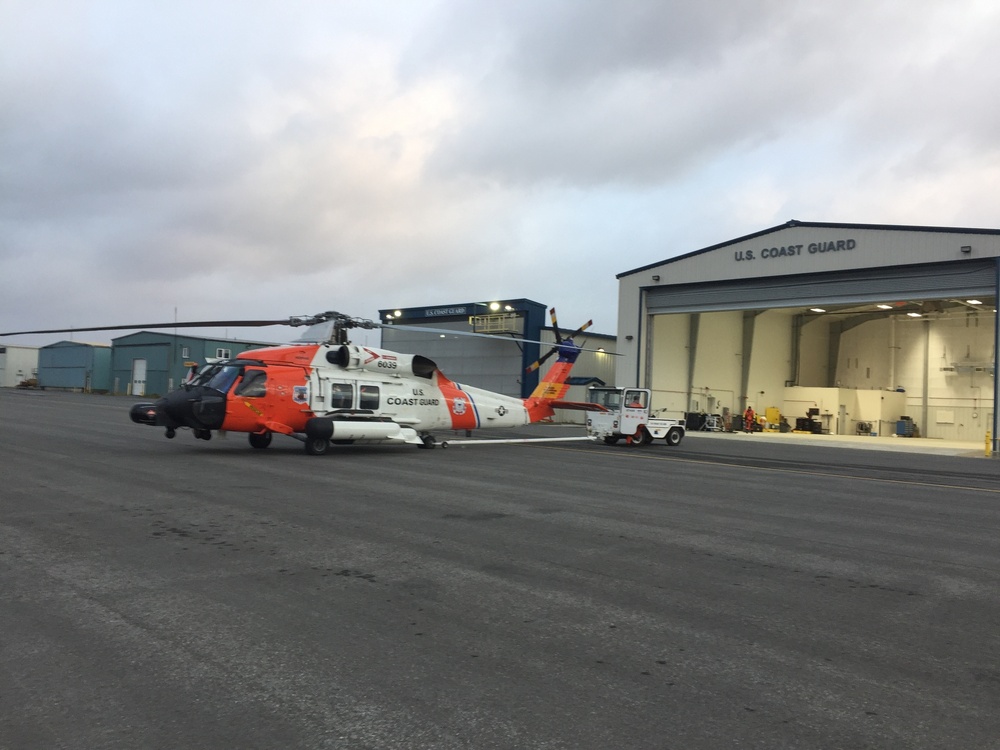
4, 310, 604, 455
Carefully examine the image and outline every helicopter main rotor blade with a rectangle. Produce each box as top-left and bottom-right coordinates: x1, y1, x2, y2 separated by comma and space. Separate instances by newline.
380, 321, 615, 355
3, 311, 620, 355
0, 319, 294, 336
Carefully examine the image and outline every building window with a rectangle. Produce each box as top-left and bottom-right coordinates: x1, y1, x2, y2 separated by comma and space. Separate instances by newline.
216, 348, 232, 359
181, 346, 190, 358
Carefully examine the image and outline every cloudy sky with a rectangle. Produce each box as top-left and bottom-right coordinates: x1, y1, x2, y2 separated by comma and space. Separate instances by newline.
3, 0, 1000, 347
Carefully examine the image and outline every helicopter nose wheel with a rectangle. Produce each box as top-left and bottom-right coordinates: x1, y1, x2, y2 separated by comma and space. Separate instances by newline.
248, 432, 272, 449
194, 429, 212, 441
165, 427, 176, 439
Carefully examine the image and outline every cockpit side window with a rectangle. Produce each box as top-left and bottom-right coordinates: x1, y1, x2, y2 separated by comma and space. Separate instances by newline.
205, 365, 241, 393
235, 370, 267, 397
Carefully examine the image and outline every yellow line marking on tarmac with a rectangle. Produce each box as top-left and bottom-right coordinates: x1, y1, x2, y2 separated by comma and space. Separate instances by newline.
530, 442, 1000, 494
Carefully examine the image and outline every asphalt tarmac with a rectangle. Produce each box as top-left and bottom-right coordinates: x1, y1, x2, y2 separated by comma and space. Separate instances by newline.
3, 389, 1000, 749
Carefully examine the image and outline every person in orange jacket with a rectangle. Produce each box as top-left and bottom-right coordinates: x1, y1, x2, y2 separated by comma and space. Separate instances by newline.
743, 406, 756, 433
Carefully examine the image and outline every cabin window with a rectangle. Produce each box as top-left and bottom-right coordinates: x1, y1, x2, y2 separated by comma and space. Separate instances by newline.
330, 383, 353, 409
359, 385, 379, 410
235, 370, 267, 397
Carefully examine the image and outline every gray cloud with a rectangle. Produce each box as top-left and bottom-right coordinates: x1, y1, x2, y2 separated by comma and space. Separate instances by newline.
2, 0, 999, 346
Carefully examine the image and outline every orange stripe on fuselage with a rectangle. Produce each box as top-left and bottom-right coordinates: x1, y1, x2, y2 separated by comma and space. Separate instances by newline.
436, 374, 480, 430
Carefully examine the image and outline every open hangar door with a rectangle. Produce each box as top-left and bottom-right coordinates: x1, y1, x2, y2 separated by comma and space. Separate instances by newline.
643, 260, 997, 442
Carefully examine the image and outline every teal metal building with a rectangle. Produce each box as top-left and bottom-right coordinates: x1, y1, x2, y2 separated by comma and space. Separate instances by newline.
37, 341, 113, 392
111, 332, 277, 397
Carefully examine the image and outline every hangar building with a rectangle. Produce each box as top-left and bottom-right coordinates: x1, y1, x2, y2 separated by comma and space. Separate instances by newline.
616, 221, 1000, 446
379, 299, 616, 421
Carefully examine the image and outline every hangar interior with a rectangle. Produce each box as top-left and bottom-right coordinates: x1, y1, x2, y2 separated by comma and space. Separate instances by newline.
650, 299, 995, 440
620, 222, 1000, 444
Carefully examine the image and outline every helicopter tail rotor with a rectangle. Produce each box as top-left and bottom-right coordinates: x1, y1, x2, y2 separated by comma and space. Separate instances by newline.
525, 308, 592, 374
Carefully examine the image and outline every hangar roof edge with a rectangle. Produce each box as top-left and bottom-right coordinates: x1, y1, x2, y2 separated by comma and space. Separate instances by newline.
616, 220, 1000, 279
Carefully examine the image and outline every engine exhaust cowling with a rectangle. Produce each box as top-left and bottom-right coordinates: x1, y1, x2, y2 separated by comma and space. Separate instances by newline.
325, 345, 437, 379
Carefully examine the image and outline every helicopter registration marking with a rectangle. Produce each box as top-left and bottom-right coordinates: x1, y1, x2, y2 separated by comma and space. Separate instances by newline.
362, 347, 397, 366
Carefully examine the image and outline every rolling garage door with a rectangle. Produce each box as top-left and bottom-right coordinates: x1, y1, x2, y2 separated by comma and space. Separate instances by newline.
645, 259, 997, 314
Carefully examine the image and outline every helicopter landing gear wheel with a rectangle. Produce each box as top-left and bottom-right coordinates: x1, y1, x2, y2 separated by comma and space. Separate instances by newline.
418, 434, 437, 449
194, 429, 212, 441
603, 436, 620, 445
165, 427, 176, 439
249, 432, 272, 449
304, 437, 329, 456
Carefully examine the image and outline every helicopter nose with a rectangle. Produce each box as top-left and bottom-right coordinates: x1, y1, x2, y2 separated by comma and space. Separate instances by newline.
129, 387, 227, 431
160, 387, 227, 430
129, 402, 161, 426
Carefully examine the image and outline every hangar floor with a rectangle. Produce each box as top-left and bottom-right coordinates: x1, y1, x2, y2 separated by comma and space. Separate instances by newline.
686, 428, 988, 457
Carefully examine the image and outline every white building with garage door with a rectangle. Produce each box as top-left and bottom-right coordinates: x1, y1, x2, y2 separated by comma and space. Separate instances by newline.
616, 220, 1000, 447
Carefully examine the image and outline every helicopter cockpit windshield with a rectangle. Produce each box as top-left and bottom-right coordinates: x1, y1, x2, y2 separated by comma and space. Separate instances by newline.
197, 364, 242, 393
